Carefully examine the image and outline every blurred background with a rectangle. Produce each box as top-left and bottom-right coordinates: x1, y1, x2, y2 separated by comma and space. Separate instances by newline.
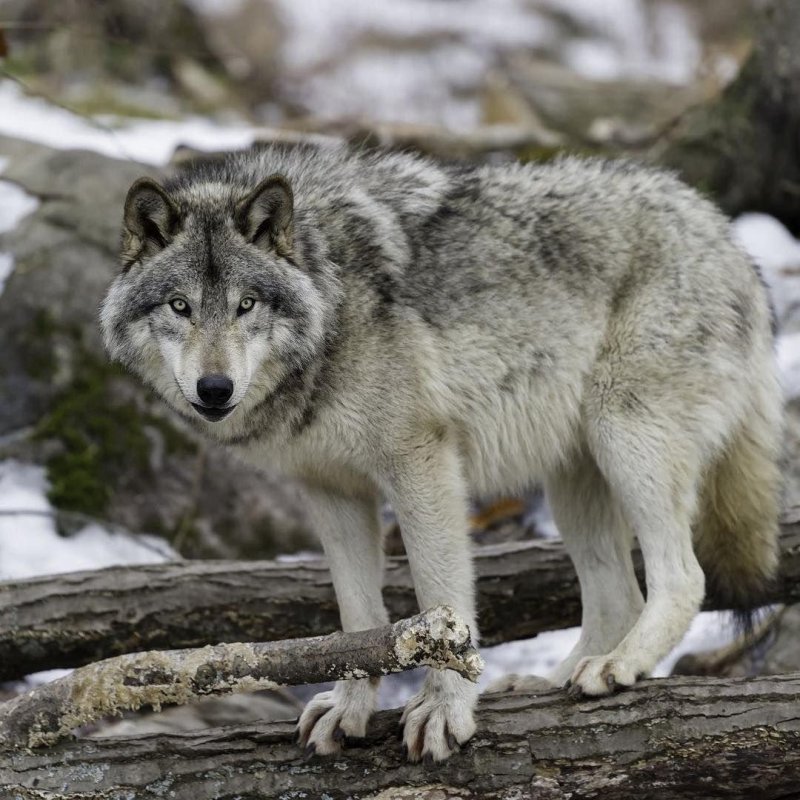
2, 0, 800, 733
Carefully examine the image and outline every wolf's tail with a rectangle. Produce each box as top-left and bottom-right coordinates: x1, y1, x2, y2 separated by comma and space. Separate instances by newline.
694, 382, 783, 616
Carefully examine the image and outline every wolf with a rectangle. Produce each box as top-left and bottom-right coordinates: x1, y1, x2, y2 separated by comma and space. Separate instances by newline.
100, 143, 783, 763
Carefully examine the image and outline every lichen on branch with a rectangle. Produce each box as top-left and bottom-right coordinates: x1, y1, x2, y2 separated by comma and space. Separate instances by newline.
0, 606, 482, 750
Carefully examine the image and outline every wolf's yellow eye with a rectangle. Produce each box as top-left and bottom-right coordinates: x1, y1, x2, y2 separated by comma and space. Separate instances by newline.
237, 297, 256, 316
169, 298, 191, 317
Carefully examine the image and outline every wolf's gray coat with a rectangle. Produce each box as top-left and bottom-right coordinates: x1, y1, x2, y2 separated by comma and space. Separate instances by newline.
101, 144, 783, 762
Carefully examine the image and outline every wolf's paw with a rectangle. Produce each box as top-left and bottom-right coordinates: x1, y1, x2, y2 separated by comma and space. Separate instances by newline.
567, 655, 641, 697
297, 679, 377, 756
485, 673, 556, 694
401, 673, 478, 763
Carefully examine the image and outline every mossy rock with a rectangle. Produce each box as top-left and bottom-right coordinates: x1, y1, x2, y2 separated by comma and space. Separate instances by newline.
33, 328, 193, 517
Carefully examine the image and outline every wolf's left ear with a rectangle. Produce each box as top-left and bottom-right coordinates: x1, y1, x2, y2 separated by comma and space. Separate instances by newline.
122, 178, 179, 269
235, 175, 294, 257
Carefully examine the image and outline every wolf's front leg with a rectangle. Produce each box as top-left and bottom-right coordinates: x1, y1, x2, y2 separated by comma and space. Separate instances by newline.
296, 487, 388, 755
384, 432, 479, 763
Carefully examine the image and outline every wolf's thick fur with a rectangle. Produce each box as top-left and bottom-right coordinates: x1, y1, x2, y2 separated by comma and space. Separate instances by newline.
101, 145, 783, 762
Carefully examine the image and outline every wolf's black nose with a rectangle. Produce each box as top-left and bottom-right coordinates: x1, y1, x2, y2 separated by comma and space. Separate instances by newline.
197, 375, 234, 406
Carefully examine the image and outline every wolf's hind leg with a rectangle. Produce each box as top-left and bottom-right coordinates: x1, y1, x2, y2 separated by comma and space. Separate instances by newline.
570, 417, 706, 696
545, 452, 644, 686
296, 488, 388, 755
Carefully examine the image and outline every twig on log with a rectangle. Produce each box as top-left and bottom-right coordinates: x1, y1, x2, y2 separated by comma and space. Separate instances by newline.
0, 606, 482, 750
3, 516, 800, 682
3, 673, 800, 799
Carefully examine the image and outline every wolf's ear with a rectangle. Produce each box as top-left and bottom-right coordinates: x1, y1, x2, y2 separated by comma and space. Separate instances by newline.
121, 178, 179, 269
235, 175, 294, 257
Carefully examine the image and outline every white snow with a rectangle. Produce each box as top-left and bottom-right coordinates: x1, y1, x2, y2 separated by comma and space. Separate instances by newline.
473, 609, 734, 696
0, 178, 38, 235
0, 253, 14, 296
271, 0, 550, 128
0, 461, 176, 582
0, 160, 39, 296
480, 628, 581, 689
274, 0, 550, 73
777, 333, 800, 400
0, 81, 255, 167
733, 212, 800, 324
544, 0, 700, 83
733, 213, 800, 399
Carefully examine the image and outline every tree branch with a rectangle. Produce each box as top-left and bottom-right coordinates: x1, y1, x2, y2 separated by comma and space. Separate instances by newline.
0, 607, 481, 750
3, 515, 800, 682
3, 673, 800, 799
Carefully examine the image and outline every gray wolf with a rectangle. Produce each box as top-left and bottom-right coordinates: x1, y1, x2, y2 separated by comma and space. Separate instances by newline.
100, 144, 783, 762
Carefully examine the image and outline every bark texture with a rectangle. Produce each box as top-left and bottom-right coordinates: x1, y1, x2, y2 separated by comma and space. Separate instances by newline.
2, 673, 800, 799
655, 0, 800, 234
0, 607, 481, 750
3, 516, 800, 682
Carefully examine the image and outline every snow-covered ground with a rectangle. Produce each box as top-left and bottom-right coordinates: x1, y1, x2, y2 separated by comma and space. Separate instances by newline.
0, 82, 255, 166
540, 0, 700, 83
0, 462, 176, 581
734, 213, 800, 398
0, 157, 39, 298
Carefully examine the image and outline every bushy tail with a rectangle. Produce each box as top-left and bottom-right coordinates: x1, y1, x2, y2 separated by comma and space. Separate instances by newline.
694, 397, 783, 618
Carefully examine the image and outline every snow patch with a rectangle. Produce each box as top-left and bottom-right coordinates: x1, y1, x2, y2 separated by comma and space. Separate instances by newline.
733, 212, 800, 320
733, 212, 800, 398
0, 81, 255, 166
0, 176, 39, 296
476, 610, 734, 690
0, 460, 176, 581
275, 0, 549, 73
0, 179, 38, 234
777, 333, 800, 400
479, 628, 580, 689
542, 0, 700, 83
0, 253, 13, 296
273, 0, 549, 128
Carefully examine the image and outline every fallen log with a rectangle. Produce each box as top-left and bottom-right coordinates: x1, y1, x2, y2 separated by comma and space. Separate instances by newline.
0, 607, 481, 750
3, 514, 800, 682
2, 672, 800, 799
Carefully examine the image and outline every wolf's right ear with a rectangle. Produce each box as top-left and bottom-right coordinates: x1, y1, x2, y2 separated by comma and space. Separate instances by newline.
121, 178, 179, 269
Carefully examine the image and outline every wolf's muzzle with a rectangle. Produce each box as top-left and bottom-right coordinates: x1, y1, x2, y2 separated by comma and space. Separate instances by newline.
193, 375, 235, 421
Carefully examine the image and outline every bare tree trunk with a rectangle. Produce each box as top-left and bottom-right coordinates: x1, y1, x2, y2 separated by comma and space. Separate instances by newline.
654, 0, 800, 234
0, 607, 480, 750
3, 517, 800, 682
3, 672, 800, 799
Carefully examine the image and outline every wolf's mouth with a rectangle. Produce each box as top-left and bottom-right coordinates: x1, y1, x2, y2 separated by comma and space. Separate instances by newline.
191, 403, 236, 422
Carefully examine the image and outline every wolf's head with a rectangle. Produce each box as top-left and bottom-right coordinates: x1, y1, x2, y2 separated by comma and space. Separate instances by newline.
100, 170, 332, 437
